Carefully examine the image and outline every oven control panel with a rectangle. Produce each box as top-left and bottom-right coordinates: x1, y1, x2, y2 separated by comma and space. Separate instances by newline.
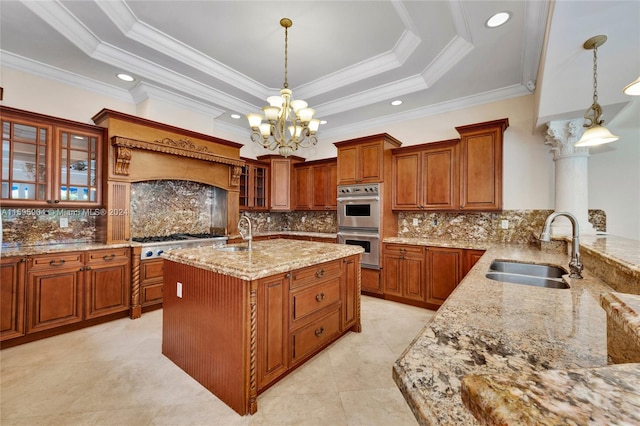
337, 183, 379, 196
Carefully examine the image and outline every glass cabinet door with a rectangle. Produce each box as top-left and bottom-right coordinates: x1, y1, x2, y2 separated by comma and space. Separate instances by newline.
59, 129, 98, 202
239, 165, 250, 208
1, 119, 50, 201
253, 166, 267, 208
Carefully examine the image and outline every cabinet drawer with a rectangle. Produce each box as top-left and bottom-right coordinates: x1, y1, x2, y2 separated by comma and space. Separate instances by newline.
291, 259, 341, 289
86, 248, 129, 264
291, 278, 340, 325
383, 244, 424, 256
291, 308, 341, 365
141, 259, 164, 283
28, 252, 84, 270
142, 282, 164, 306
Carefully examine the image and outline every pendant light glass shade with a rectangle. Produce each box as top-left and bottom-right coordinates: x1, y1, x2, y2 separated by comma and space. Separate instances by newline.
623, 76, 640, 96
575, 125, 619, 147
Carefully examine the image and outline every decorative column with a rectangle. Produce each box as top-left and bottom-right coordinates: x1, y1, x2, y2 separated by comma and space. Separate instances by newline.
545, 119, 597, 236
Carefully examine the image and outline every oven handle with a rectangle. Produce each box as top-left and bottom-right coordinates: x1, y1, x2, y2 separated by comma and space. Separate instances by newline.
336, 196, 380, 202
338, 231, 380, 239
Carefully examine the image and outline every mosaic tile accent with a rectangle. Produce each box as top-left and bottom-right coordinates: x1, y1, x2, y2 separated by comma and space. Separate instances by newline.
130, 180, 227, 238
1, 208, 96, 247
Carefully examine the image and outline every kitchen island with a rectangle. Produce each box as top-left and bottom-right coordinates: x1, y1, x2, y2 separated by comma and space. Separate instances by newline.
161, 239, 363, 415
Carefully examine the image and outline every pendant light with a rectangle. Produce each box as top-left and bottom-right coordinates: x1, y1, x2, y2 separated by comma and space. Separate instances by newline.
575, 35, 619, 147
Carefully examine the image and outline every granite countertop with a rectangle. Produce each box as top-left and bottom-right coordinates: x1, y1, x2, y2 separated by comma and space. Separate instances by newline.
162, 238, 363, 281
460, 363, 640, 425
392, 241, 615, 425
0, 241, 137, 257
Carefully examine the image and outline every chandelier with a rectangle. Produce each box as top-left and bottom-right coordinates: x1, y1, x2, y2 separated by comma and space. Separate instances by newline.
574, 35, 619, 147
246, 18, 320, 157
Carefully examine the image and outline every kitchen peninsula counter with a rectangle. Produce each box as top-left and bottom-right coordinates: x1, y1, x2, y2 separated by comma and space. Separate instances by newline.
161, 239, 363, 416
390, 239, 623, 425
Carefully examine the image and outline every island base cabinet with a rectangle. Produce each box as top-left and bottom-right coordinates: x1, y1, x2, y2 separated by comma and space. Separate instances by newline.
257, 273, 289, 392
162, 260, 255, 416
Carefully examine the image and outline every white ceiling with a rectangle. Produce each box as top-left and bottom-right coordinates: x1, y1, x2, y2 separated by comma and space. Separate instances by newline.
1, 0, 638, 141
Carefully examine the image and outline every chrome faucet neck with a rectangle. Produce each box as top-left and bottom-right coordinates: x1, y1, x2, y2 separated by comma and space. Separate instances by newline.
540, 211, 583, 279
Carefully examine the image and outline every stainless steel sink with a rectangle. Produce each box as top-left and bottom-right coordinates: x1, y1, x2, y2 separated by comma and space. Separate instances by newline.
216, 246, 251, 252
485, 272, 569, 289
488, 260, 566, 278
485, 260, 569, 289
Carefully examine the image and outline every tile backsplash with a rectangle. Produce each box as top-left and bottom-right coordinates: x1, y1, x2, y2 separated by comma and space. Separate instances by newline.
2, 202, 606, 247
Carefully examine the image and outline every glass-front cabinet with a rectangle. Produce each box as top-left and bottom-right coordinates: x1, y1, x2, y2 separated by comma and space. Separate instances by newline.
1, 107, 103, 207
239, 158, 269, 211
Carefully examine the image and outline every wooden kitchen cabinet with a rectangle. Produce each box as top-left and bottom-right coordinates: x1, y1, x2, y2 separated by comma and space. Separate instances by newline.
140, 258, 164, 309
383, 244, 426, 303
294, 158, 338, 211
426, 247, 463, 306
456, 118, 509, 211
258, 154, 304, 211
1, 256, 26, 341
26, 252, 85, 333
84, 248, 130, 320
463, 249, 485, 277
239, 157, 269, 211
257, 272, 289, 391
392, 139, 459, 210
1, 107, 103, 207
361, 268, 383, 295
334, 134, 402, 184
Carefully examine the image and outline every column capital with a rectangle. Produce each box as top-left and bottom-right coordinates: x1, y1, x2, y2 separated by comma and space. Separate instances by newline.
545, 119, 590, 160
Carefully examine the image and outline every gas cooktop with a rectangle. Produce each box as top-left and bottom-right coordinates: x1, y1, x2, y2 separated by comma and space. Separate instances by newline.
133, 233, 228, 259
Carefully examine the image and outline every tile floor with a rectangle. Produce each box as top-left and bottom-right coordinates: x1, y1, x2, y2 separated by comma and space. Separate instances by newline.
1, 296, 434, 425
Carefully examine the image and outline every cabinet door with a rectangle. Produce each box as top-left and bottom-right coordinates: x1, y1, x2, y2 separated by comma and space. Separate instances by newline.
360, 142, 383, 183
270, 158, 292, 211
1, 117, 51, 204
57, 127, 100, 205
85, 248, 130, 319
326, 163, 338, 209
337, 146, 358, 184
422, 145, 457, 210
140, 259, 164, 307
426, 247, 462, 306
403, 252, 426, 302
1, 257, 26, 341
341, 255, 358, 330
27, 265, 84, 333
252, 164, 269, 210
257, 272, 289, 391
392, 152, 420, 209
295, 166, 312, 210
457, 119, 507, 211
463, 249, 485, 277
311, 165, 328, 210
382, 253, 403, 297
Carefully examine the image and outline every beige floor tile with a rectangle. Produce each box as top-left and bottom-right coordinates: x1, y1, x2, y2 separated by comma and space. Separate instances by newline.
1, 296, 432, 425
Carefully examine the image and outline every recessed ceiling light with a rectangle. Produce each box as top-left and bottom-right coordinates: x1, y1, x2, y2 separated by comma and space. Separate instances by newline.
320, 120, 328, 125
116, 73, 135, 82
391, 100, 403, 106
230, 114, 241, 119
486, 11, 511, 28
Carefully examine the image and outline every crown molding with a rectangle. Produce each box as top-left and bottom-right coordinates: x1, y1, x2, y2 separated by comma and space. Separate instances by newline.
521, 0, 550, 87
1, 51, 133, 102
421, 35, 474, 87
130, 82, 225, 118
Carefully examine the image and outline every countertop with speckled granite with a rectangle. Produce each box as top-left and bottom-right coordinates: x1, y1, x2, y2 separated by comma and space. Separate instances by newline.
0, 241, 136, 257
162, 238, 363, 281
390, 239, 623, 425
460, 363, 640, 425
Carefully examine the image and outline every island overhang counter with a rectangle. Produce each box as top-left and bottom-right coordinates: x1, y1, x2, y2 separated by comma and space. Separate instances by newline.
161, 239, 364, 415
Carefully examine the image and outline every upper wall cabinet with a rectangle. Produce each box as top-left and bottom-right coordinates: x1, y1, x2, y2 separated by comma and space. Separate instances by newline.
294, 158, 337, 211
257, 154, 304, 211
456, 118, 509, 211
1, 107, 103, 207
391, 139, 459, 211
239, 157, 269, 211
334, 134, 402, 185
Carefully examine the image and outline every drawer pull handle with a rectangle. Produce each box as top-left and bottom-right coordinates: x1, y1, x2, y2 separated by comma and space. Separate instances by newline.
315, 268, 325, 278
103, 254, 116, 260
315, 292, 325, 302
49, 259, 66, 266
315, 326, 325, 337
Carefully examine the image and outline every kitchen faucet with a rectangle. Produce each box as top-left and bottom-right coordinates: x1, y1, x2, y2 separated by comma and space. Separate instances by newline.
540, 211, 583, 279
238, 215, 253, 251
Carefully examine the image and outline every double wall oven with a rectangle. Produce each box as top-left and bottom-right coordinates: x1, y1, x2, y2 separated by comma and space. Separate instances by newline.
337, 183, 381, 269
